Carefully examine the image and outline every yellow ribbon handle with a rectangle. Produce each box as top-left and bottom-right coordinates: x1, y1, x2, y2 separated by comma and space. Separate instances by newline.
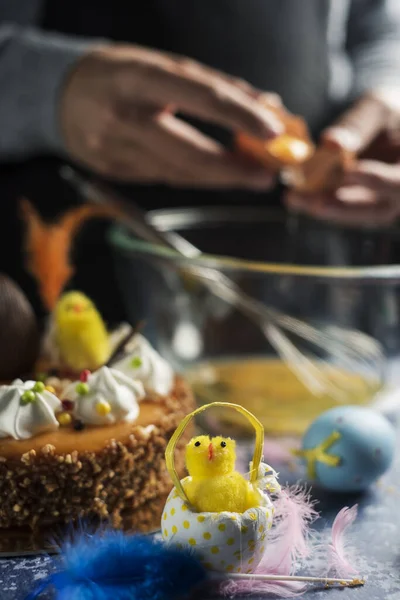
165, 402, 264, 505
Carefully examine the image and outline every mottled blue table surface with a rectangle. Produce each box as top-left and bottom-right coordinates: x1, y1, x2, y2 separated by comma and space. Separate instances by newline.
1, 431, 400, 600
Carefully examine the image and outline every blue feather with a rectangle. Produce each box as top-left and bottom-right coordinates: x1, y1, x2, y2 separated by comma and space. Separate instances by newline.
27, 531, 208, 600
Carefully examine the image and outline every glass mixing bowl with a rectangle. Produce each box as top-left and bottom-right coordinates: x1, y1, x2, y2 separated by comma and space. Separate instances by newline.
109, 207, 400, 436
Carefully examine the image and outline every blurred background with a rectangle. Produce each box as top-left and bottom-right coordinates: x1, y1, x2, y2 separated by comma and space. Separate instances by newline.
1, 0, 400, 436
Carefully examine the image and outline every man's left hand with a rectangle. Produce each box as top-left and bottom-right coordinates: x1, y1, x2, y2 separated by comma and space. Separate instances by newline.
285, 93, 400, 226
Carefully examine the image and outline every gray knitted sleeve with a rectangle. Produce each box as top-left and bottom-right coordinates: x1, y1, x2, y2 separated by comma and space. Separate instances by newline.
347, 0, 400, 96
0, 25, 100, 159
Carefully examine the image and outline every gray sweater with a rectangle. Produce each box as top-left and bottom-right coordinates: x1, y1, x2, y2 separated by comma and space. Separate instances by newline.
1, 0, 400, 160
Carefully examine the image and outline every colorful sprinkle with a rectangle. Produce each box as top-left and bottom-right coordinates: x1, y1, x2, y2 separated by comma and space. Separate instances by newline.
20, 390, 36, 405
73, 419, 85, 431
33, 381, 45, 393
80, 370, 91, 382
62, 399, 74, 411
57, 412, 72, 426
131, 357, 143, 368
95, 400, 111, 416
183, 521, 190, 529
75, 382, 89, 395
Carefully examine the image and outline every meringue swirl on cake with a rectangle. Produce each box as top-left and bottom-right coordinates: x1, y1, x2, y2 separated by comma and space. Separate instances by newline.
0, 379, 61, 440
62, 366, 145, 426
113, 334, 174, 396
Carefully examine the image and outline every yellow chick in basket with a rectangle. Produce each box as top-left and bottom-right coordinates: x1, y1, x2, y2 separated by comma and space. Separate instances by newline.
184, 435, 261, 513
53, 291, 111, 372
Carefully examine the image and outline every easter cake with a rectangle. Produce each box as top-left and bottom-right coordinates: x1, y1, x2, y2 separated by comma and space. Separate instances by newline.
0, 291, 195, 531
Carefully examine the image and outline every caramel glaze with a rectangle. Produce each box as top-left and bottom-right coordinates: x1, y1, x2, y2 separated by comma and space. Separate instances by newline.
0, 399, 167, 459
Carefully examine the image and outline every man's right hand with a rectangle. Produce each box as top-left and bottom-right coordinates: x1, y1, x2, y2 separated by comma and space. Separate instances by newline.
60, 45, 283, 189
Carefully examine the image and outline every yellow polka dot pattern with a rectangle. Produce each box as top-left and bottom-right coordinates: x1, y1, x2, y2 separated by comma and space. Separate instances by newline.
161, 478, 274, 573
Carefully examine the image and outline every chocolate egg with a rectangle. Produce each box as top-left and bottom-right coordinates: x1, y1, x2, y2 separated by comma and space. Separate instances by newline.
0, 275, 40, 381
298, 406, 396, 492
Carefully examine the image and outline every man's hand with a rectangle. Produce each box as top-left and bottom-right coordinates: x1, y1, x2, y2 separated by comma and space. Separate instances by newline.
61, 45, 283, 189
285, 93, 400, 226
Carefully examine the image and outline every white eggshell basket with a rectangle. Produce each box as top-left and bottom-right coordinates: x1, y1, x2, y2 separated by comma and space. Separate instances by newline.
162, 479, 273, 572
163, 402, 274, 573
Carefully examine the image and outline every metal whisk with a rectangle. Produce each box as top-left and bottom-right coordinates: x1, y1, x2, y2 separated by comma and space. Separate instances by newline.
61, 166, 385, 403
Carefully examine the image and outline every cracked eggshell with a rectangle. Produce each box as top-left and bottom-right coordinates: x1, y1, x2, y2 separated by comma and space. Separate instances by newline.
161, 478, 274, 573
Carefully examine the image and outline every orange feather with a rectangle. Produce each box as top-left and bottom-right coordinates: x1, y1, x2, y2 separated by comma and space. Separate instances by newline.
20, 198, 121, 311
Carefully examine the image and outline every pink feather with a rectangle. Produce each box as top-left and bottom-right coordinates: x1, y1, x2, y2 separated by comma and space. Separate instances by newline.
259, 486, 318, 575
220, 487, 318, 597
326, 505, 359, 578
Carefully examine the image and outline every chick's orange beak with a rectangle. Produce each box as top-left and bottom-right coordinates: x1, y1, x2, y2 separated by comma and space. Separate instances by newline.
208, 442, 214, 461
73, 304, 83, 313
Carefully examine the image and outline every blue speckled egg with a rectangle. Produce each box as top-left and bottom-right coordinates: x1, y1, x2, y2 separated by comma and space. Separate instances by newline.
300, 406, 396, 492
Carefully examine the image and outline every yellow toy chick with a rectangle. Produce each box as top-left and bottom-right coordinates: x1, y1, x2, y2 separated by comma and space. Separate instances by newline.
183, 435, 262, 513
53, 291, 111, 372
